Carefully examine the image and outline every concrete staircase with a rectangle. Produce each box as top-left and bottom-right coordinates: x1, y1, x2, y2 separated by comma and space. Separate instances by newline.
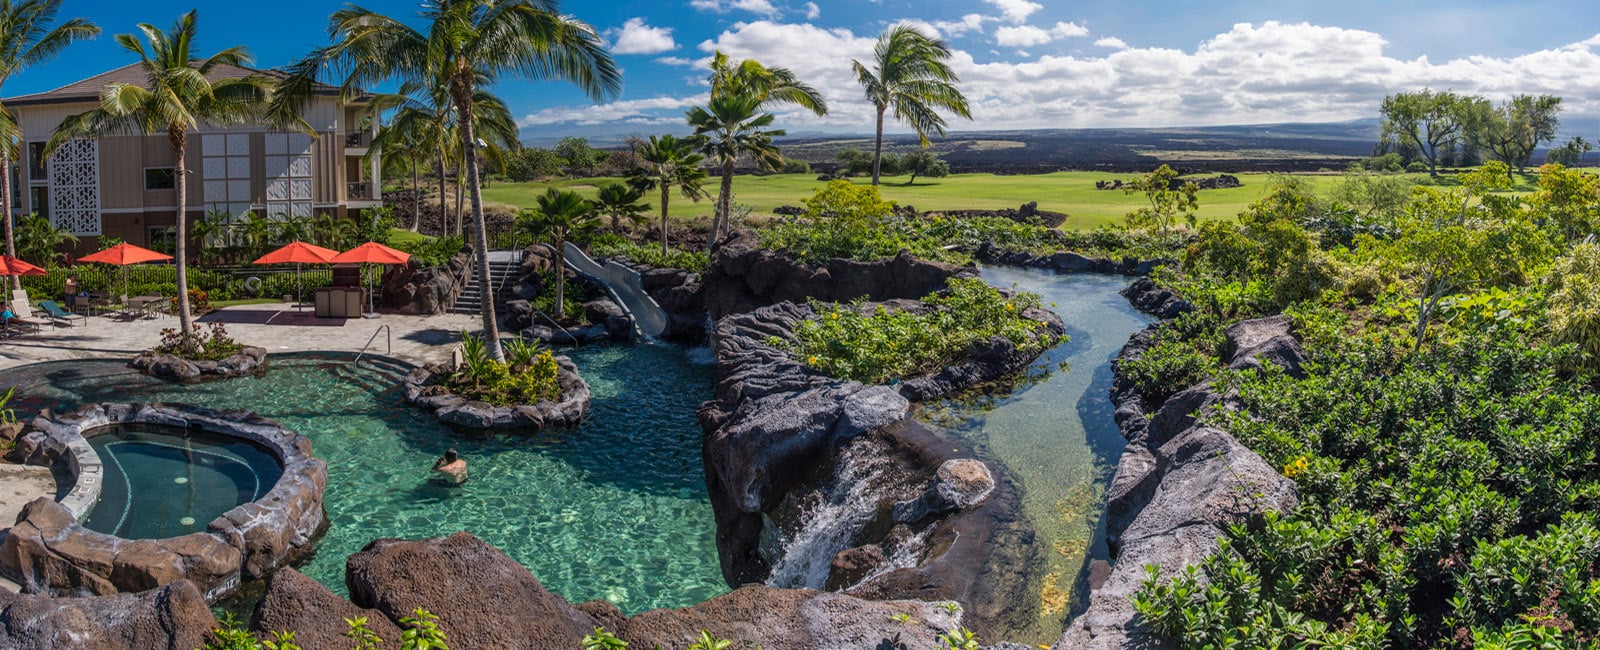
448, 256, 522, 315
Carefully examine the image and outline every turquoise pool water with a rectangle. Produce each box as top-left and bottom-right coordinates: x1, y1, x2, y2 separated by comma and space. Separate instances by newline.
84, 423, 284, 540
1, 345, 725, 613
921, 268, 1152, 643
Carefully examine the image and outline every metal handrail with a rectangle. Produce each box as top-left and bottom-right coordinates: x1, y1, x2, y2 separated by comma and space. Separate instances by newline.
353, 324, 391, 365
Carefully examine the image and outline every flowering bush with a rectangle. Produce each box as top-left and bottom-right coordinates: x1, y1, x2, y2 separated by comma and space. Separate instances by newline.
445, 333, 562, 406
153, 322, 244, 361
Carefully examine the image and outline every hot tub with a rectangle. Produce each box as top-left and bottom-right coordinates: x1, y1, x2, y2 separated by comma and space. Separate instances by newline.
83, 423, 284, 539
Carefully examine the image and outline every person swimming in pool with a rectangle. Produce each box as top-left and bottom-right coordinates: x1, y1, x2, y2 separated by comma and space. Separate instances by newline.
432, 447, 468, 486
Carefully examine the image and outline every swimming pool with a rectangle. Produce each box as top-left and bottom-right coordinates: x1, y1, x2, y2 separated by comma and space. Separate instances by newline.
82, 423, 284, 539
1, 345, 726, 613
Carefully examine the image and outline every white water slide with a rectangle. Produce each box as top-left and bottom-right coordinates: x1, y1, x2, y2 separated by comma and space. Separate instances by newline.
558, 242, 669, 339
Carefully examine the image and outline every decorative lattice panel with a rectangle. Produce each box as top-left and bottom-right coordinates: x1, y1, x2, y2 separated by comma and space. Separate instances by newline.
48, 138, 99, 236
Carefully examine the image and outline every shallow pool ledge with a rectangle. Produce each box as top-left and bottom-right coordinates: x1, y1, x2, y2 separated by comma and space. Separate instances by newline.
0, 403, 328, 603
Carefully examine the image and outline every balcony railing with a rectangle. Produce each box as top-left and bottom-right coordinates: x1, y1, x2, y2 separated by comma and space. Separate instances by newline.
345, 131, 371, 148
348, 181, 375, 200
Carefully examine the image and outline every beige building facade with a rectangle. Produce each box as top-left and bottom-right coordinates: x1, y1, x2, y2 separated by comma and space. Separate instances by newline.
4, 63, 382, 253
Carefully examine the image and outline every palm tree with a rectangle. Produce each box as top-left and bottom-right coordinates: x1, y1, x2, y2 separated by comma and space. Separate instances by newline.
687, 95, 785, 248
14, 213, 76, 263
627, 134, 708, 255
852, 25, 971, 185
373, 116, 430, 231
48, 10, 274, 337
516, 188, 597, 321
708, 51, 827, 116
0, 0, 98, 290
593, 183, 649, 232
190, 208, 233, 266
276, 0, 620, 361
313, 213, 357, 249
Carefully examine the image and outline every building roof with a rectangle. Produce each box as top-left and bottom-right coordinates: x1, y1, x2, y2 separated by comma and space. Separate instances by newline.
2, 62, 351, 107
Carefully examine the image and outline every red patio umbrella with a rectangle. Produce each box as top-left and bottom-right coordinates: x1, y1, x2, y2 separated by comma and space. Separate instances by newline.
77, 243, 175, 303
0, 255, 46, 277
332, 242, 412, 316
254, 242, 339, 307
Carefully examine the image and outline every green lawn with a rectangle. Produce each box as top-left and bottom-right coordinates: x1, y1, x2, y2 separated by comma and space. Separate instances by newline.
480, 172, 1345, 230
476, 170, 1536, 231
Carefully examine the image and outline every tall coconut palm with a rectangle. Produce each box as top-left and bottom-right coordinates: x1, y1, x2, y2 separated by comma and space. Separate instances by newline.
372, 109, 431, 230
516, 188, 597, 320
708, 51, 828, 117
627, 134, 708, 255
276, 0, 620, 361
687, 95, 785, 249
852, 25, 971, 186
592, 183, 649, 232
48, 10, 273, 337
0, 0, 99, 290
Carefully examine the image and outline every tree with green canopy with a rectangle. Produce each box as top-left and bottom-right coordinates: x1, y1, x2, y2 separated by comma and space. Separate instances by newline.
516, 188, 597, 318
852, 24, 971, 185
1123, 165, 1199, 240
1469, 94, 1563, 178
627, 134, 708, 256
48, 10, 272, 338
1379, 89, 1482, 177
687, 95, 785, 249
273, 0, 620, 361
0, 0, 98, 289
592, 182, 649, 231
708, 51, 828, 117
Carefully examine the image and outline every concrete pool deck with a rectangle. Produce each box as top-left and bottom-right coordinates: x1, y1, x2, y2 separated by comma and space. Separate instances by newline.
0, 302, 484, 372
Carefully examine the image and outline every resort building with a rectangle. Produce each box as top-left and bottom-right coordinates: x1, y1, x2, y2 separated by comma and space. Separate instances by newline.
3, 63, 382, 252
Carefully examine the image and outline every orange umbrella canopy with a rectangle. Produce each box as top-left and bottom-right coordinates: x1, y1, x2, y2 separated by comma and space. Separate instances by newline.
78, 243, 174, 266
0, 255, 46, 276
331, 241, 411, 265
254, 241, 339, 265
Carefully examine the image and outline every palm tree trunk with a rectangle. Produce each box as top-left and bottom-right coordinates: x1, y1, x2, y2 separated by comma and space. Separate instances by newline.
660, 185, 670, 256
454, 170, 464, 236
455, 89, 503, 362
2, 150, 17, 292
170, 129, 195, 336
554, 231, 566, 322
871, 107, 886, 186
437, 155, 448, 236
707, 159, 734, 250
410, 158, 421, 231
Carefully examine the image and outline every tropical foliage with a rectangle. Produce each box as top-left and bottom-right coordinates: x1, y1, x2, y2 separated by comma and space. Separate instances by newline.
687, 94, 785, 248
626, 134, 708, 255
444, 332, 561, 407
782, 277, 1058, 384
203, 611, 448, 650
516, 188, 598, 319
1126, 161, 1600, 648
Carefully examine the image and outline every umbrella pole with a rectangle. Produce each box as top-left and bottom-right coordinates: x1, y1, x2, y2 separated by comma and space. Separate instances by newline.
296, 262, 303, 312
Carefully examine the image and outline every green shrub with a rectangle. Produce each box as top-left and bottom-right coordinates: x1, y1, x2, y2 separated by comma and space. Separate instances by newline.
443, 332, 562, 407
782, 278, 1059, 384
154, 322, 245, 361
1544, 242, 1600, 365
590, 240, 709, 272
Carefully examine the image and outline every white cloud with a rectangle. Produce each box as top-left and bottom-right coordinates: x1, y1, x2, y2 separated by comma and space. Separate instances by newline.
518, 95, 705, 127
1095, 36, 1128, 50
804, 2, 820, 20
984, 0, 1042, 24
610, 18, 677, 55
523, 21, 1600, 131
655, 56, 701, 67
934, 14, 988, 38
994, 22, 1088, 47
689, 0, 779, 17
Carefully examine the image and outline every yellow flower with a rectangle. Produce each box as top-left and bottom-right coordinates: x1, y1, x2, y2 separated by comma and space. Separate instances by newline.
1282, 455, 1311, 479
807, 355, 819, 365
1005, 302, 1015, 311
831, 312, 839, 320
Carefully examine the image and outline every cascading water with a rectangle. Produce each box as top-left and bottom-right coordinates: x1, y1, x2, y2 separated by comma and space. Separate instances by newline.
764, 436, 921, 589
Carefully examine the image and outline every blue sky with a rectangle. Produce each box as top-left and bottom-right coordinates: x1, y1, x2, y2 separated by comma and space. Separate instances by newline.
8, 0, 1600, 138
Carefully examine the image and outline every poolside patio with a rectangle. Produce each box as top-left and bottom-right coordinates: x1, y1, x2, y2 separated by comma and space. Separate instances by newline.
0, 302, 484, 371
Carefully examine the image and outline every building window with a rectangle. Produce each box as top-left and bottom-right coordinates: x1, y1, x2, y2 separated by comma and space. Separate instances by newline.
265, 132, 314, 220
144, 167, 176, 190
203, 133, 252, 219
46, 138, 99, 236
27, 142, 46, 180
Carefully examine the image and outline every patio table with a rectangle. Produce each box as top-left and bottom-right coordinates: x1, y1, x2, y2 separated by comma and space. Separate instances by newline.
126, 296, 164, 320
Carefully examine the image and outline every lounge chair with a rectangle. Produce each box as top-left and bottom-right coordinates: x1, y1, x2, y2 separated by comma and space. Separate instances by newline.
10, 289, 33, 319
1, 313, 42, 338
37, 300, 86, 328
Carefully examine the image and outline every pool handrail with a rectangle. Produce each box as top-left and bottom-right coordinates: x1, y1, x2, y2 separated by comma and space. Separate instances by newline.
353, 324, 391, 365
